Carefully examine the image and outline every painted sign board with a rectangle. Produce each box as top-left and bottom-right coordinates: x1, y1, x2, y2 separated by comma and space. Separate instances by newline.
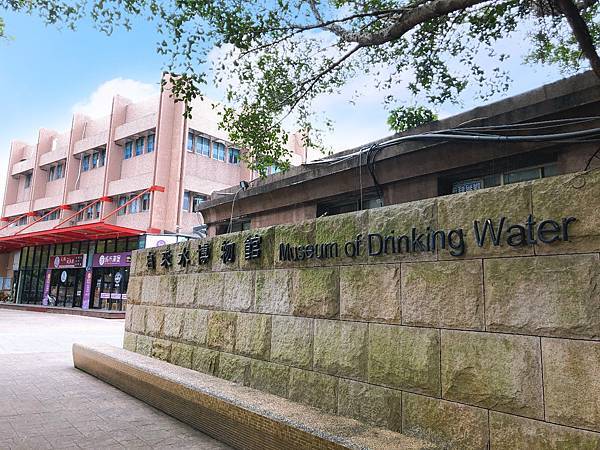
50, 254, 86, 269
92, 252, 132, 268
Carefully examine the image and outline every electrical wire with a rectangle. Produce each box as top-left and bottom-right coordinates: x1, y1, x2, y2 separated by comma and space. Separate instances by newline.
306, 128, 600, 166
304, 117, 600, 206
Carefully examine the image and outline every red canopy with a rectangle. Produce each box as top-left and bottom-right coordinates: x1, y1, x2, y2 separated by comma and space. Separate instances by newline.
0, 222, 144, 252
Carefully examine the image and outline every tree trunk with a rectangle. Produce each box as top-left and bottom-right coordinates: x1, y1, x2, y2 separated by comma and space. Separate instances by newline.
557, 0, 600, 78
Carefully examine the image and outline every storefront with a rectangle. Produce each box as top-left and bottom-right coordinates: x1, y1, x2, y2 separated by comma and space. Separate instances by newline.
42, 253, 87, 308
15, 236, 144, 310
89, 251, 132, 310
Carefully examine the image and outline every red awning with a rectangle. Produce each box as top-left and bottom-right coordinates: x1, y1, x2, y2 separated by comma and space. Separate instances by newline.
0, 222, 145, 252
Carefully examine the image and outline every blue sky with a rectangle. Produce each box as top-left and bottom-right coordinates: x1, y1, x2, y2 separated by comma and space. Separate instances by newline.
0, 8, 572, 201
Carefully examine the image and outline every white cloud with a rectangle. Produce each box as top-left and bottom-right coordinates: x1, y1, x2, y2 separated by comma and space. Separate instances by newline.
72, 78, 159, 118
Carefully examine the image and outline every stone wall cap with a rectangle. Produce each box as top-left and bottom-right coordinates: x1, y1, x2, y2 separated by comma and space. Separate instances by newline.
73, 343, 434, 449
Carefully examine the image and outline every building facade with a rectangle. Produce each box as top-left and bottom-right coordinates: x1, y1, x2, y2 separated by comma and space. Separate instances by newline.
0, 77, 306, 309
198, 71, 600, 235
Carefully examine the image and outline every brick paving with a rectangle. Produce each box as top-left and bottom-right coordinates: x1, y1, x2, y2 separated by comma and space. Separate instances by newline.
0, 310, 231, 450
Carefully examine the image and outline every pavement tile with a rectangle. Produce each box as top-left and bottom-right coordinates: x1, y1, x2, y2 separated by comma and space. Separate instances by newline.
0, 309, 231, 450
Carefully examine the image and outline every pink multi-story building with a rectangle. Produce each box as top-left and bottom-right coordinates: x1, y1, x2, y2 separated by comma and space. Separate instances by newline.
0, 79, 306, 310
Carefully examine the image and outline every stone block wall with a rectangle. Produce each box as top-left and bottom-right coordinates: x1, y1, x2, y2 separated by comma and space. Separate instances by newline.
124, 169, 600, 449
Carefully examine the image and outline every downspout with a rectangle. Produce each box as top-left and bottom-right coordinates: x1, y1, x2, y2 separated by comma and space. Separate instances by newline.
148, 92, 163, 232
175, 115, 188, 233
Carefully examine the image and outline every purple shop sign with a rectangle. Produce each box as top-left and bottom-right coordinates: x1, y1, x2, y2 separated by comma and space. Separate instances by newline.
42, 270, 52, 306
92, 251, 132, 268
81, 269, 93, 310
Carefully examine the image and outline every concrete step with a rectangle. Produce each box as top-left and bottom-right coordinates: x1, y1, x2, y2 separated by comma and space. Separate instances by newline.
0, 302, 125, 318
73, 344, 436, 450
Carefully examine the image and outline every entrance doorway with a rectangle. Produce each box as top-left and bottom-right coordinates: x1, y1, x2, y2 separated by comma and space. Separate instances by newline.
90, 267, 129, 310
49, 269, 84, 307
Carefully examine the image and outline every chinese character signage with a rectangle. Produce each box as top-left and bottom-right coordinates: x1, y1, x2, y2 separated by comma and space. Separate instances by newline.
144, 235, 267, 272
92, 252, 132, 268
50, 254, 86, 269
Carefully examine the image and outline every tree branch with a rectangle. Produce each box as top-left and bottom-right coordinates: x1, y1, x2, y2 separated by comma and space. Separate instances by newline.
556, 0, 600, 77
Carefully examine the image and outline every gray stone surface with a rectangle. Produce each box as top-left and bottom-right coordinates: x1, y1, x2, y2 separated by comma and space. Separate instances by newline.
255, 269, 292, 315
181, 309, 209, 345
222, 271, 255, 312
0, 309, 230, 450
485, 254, 600, 339
313, 319, 368, 380
196, 272, 225, 310
247, 359, 289, 397
163, 308, 185, 339
234, 313, 272, 360
532, 170, 600, 254
403, 392, 489, 449
270, 316, 313, 369
288, 368, 338, 413
368, 324, 441, 396
542, 338, 600, 432
176, 274, 198, 307
490, 411, 600, 449
441, 330, 544, 419
402, 260, 484, 330
291, 268, 339, 318
337, 379, 402, 432
339, 264, 401, 324
206, 311, 237, 352
366, 198, 438, 262
437, 182, 534, 259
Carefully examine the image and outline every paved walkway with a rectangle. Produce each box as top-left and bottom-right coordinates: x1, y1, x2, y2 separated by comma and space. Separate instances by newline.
0, 310, 231, 450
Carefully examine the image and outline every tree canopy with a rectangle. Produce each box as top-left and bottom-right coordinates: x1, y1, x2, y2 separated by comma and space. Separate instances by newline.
2, 0, 599, 175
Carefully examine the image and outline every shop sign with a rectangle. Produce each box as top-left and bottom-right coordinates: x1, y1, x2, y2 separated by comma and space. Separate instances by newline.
60, 271, 68, 283
93, 251, 132, 268
82, 270, 93, 310
42, 270, 52, 305
51, 254, 86, 269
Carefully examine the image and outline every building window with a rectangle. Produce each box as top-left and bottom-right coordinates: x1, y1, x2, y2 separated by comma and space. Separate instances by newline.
85, 202, 100, 220
196, 136, 210, 156
147, 134, 155, 153
99, 148, 106, 167
24, 173, 32, 189
213, 142, 225, 161
124, 142, 133, 159
41, 210, 59, 221
117, 196, 127, 216
82, 155, 90, 172
135, 137, 144, 156
268, 165, 280, 175
192, 194, 208, 212
228, 148, 240, 164
141, 193, 151, 211
450, 163, 558, 194
129, 194, 140, 214
92, 152, 99, 169
17, 216, 27, 226
182, 191, 191, 211
48, 163, 65, 181
187, 132, 194, 152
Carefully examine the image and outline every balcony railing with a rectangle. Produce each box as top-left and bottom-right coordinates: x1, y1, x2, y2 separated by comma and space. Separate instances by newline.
11, 159, 34, 176
114, 113, 157, 142
73, 131, 109, 155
